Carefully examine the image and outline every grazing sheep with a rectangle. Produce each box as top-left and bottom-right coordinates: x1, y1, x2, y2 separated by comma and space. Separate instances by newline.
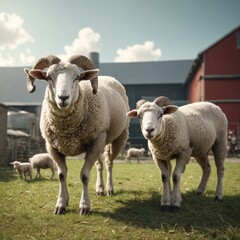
10, 161, 32, 180
125, 148, 145, 163
24, 55, 129, 215
29, 153, 55, 180
227, 130, 237, 157
127, 96, 227, 211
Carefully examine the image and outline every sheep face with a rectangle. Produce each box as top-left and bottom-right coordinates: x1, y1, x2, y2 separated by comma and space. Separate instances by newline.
28, 62, 99, 109
10, 161, 20, 169
127, 101, 178, 140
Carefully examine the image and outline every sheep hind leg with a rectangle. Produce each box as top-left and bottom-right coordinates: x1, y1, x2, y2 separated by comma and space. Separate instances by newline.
50, 167, 55, 180
105, 128, 128, 196
195, 155, 211, 195
212, 137, 227, 202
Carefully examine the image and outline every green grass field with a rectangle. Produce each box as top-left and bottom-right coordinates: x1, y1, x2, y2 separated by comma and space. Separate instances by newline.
1, 159, 240, 239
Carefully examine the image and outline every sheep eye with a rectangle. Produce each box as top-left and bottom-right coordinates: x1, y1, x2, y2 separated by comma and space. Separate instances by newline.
47, 77, 55, 88
157, 112, 163, 119
74, 76, 79, 82
47, 76, 53, 82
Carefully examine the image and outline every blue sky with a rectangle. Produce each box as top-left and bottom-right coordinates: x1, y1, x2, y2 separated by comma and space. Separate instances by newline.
0, 0, 239, 66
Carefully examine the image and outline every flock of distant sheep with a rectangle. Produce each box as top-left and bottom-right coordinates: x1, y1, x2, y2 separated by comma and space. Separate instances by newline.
9, 54, 228, 215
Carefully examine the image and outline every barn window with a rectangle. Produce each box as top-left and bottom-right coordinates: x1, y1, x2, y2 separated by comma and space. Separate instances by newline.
237, 32, 240, 49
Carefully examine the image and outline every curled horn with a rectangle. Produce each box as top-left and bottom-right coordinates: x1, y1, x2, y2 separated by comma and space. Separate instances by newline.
68, 55, 98, 95
153, 96, 171, 107
136, 99, 148, 109
25, 55, 61, 93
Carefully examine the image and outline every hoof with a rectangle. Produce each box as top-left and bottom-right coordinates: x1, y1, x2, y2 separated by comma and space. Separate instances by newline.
214, 196, 223, 202
54, 206, 66, 215
80, 207, 90, 215
161, 205, 171, 212
96, 191, 105, 196
107, 190, 115, 196
170, 205, 180, 213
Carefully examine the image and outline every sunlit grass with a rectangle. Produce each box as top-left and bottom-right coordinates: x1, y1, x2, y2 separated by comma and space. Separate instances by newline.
0, 159, 240, 239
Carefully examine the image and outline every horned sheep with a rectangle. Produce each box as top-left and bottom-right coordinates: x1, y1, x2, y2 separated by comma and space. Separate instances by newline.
125, 148, 145, 163
29, 153, 55, 180
10, 161, 32, 180
24, 55, 129, 215
127, 96, 227, 211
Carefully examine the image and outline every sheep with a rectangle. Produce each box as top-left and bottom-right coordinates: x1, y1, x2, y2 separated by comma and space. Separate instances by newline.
10, 161, 32, 180
24, 55, 129, 215
127, 96, 228, 211
227, 130, 237, 157
125, 148, 145, 163
29, 153, 55, 180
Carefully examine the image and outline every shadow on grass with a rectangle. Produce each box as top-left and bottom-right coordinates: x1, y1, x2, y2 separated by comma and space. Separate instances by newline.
95, 190, 240, 234
0, 167, 57, 183
0, 167, 17, 182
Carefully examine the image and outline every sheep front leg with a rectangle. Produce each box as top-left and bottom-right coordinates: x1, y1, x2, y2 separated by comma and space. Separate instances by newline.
154, 157, 172, 210
171, 154, 190, 211
103, 144, 114, 196
36, 168, 41, 178
47, 146, 68, 215
95, 155, 105, 196
80, 132, 107, 215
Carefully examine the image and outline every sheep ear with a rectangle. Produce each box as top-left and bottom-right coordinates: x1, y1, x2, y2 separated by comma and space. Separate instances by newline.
126, 110, 138, 118
163, 105, 178, 115
28, 69, 48, 80
78, 69, 99, 81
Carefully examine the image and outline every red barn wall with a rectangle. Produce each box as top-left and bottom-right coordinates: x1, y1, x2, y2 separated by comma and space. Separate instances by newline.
188, 63, 204, 103
205, 79, 240, 100
205, 27, 240, 75
215, 102, 240, 133
203, 27, 240, 129
188, 26, 240, 135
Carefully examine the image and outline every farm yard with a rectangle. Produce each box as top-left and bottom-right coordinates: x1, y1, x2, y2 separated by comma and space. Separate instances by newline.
1, 158, 240, 239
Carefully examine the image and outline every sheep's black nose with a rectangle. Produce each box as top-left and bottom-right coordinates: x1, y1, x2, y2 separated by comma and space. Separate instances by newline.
58, 95, 69, 102
146, 128, 154, 134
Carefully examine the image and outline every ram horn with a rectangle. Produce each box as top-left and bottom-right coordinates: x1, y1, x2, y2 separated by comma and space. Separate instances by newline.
153, 96, 171, 107
25, 55, 61, 93
68, 55, 98, 95
136, 99, 148, 109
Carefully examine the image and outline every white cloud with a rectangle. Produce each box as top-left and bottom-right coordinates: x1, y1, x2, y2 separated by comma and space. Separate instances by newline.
114, 41, 162, 62
0, 12, 34, 51
0, 53, 14, 66
20, 49, 36, 65
58, 27, 100, 61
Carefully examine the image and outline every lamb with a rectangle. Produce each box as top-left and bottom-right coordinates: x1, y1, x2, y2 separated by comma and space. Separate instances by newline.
125, 148, 145, 163
127, 96, 227, 211
29, 153, 55, 180
10, 161, 32, 180
24, 55, 129, 215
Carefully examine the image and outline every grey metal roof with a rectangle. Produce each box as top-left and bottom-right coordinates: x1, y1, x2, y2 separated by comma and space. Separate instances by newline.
0, 66, 47, 104
100, 60, 193, 85
0, 59, 193, 104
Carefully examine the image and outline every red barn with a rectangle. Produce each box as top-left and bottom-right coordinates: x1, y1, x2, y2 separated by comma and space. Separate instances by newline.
186, 25, 240, 137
